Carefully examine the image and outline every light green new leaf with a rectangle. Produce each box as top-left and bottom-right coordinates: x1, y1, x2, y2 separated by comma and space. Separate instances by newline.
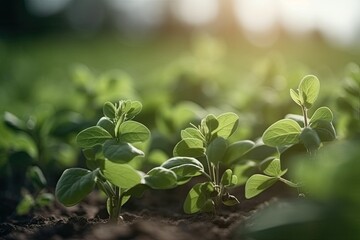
144, 167, 177, 189
184, 182, 215, 214
181, 128, 204, 141
103, 102, 116, 119
310, 107, 333, 124
206, 137, 227, 164
3, 112, 27, 132
290, 89, 302, 106
97, 117, 115, 137
245, 174, 278, 199
103, 139, 144, 163
173, 138, 205, 157
161, 157, 203, 181
213, 112, 239, 139
311, 120, 336, 142
55, 168, 98, 206
298, 75, 320, 109
223, 140, 255, 164
119, 121, 150, 143
27, 166, 47, 190
262, 119, 301, 147
76, 126, 113, 148
220, 169, 237, 187
261, 158, 286, 177
101, 160, 141, 189
126, 101, 142, 119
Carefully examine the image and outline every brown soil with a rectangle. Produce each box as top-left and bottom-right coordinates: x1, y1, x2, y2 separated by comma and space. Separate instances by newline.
0, 183, 295, 240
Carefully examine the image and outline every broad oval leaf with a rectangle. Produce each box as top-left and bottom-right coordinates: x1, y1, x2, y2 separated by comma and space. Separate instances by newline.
181, 128, 204, 141
173, 138, 205, 157
262, 119, 301, 147
55, 168, 98, 207
260, 158, 286, 177
310, 107, 333, 124
103, 139, 144, 163
205, 114, 219, 133
223, 140, 255, 164
101, 160, 141, 189
119, 121, 150, 143
300, 127, 321, 152
207, 137, 227, 164
144, 167, 177, 189
161, 157, 204, 181
220, 169, 232, 186
126, 101, 142, 120
213, 112, 239, 139
27, 166, 47, 189
298, 75, 320, 109
183, 182, 215, 214
76, 126, 113, 148
103, 102, 116, 119
311, 120, 336, 142
97, 117, 115, 137
245, 174, 277, 199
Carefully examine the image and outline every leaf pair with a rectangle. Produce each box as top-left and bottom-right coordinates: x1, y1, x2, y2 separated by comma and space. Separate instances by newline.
290, 75, 320, 109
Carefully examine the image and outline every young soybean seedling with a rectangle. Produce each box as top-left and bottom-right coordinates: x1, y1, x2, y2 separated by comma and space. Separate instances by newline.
166, 113, 240, 214
55, 100, 150, 223
245, 75, 337, 199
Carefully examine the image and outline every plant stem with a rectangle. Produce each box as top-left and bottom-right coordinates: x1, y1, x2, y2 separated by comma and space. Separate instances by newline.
205, 155, 214, 182
301, 105, 309, 127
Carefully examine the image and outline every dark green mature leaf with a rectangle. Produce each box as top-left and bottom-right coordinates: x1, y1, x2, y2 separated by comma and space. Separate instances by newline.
55, 168, 98, 207
181, 128, 204, 141
298, 75, 320, 109
27, 166, 47, 190
103, 102, 116, 119
245, 174, 277, 199
300, 127, 321, 152
311, 120, 336, 142
310, 107, 333, 124
103, 139, 144, 163
173, 138, 205, 157
144, 167, 177, 189
262, 119, 301, 147
101, 160, 141, 189
205, 114, 219, 133
213, 112, 239, 139
223, 140, 255, 164
207, 137, 227, 164
97, 117, 115, 137
183, 182, 215, 214
161, 157, 203, 182
76, 126, 113, 148
222, 194, 240, 206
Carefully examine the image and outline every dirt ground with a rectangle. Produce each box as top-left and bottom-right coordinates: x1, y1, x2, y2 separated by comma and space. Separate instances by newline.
0, 182, 294, 240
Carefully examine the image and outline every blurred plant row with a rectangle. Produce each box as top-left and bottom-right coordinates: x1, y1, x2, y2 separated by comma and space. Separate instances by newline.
0, 36, 359, 238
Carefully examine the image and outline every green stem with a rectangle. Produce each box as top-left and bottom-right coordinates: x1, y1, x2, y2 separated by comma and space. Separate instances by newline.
301, 105, 309, 127
205, 155, 214, 182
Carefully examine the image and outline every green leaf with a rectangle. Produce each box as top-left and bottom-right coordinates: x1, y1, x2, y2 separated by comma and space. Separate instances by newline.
119, 121, 150, 143
161, 157, 204, 183
55, 168, 98, 207
3, 112, 27, 132
222, 194, 240, 206
101, 160, 141, 189
103, 102, 116, 119
123, 184, 149, 199
220, 169, 233, 187
310, 107, 333, 124
35, 193, 54, 207
103, 139, 144, 163
245, 174, 278, 199
262, 119, 301, 147
233, 161, 257, 185
97, 117, 115, 137
205, 114, 219, 133
300, 127, 321, 152
213, 112, 239, 139
290, 89, 302, 106
223, 140, 255, 164
27, 166, 47, 190
144, 167, 177, 189
16, 194, 35, 215
76, 126, 113, 148
126, 101, 142, 120
181, 128, 204, 141
261, 158, 286, 177
173, 138, 205, 157
206, 137, 227, 164
183, 182, 215, 214
311, 120, 336, 142
298, 75, 320, 109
